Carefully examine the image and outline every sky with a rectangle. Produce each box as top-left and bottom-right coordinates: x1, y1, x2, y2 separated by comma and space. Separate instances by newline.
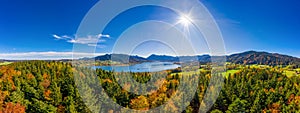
0, 0, 300, 60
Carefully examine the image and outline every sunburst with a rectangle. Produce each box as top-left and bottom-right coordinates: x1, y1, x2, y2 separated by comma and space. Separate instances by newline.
177, 14, 193, 27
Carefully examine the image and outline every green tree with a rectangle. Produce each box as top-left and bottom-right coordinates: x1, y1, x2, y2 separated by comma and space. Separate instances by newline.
226, 98, 248, 113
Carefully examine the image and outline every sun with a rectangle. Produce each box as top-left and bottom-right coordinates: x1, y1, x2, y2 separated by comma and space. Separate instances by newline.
177, 14, 193, 27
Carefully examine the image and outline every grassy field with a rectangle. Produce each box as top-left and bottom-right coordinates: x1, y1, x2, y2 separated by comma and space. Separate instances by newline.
170, 64, 300, 78
283, 69, 300, 77
284, 70, 297, 77
171, 68, 239, 78
250, 64, 269, 68
0, 62, 12, 66
223, 70, 239, 78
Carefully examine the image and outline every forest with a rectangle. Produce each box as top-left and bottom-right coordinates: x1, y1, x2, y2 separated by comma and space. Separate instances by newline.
0, 61, 300, 112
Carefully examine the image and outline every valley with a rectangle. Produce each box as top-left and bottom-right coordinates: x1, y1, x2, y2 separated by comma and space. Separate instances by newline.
1, 51, 300, 112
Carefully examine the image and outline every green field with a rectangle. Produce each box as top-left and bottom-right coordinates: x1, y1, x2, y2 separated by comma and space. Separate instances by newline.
0, 62, 12, 66
171, 68, 239, 78
284, 70, 297, 77
223, 70, 239, 78
171, 64, 300, 78
283, 69, 300, 77
249, 64, 269, 68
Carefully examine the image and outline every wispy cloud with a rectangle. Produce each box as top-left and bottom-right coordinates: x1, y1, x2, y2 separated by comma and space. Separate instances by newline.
52, 34, 110, 47
0, 52, 105, 60
87, 44, 106, 48
215, 18, 241, 25
53, 34, 62, 39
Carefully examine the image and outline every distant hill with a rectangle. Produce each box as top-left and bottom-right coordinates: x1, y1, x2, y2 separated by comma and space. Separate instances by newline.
147, 54, 179, 62
227, 51, 300, 65
85, 51, 300, 65
197, 55, 212, 63
145, 54, 212, 63
94, 54, 148, 64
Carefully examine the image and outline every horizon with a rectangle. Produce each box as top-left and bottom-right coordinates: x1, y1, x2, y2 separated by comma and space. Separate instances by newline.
1, 0, 300, 60
1, 50, 299, 60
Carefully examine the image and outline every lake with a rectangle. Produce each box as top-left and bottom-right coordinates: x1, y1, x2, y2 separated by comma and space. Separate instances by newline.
94, 62, 180, 72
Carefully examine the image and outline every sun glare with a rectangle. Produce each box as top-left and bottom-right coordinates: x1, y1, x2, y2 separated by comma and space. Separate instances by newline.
178, 14, 193, 27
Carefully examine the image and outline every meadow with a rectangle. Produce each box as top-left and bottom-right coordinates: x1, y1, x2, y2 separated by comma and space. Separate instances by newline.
0, 62, 12, 66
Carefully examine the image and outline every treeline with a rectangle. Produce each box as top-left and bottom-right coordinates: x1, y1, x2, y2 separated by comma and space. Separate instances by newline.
0, 61, 91, 113
211, 67, 300, 112
0, 61, 300, 112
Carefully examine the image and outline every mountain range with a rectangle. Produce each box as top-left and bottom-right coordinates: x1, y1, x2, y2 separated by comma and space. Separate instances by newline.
89, 51, 300, 65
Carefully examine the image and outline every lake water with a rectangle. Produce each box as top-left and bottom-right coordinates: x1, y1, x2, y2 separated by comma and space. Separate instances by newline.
94, 62, 180, 72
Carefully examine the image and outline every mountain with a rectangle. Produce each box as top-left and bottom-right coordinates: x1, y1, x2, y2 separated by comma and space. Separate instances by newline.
90, 51, 300, 65
147, 54, 179, 62
146, 54, 212, 63
197, 55, 212, 63
94, 54, 148, 64
227, 51, 300, 65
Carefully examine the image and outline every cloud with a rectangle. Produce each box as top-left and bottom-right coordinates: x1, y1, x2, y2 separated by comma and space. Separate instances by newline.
98, 34, 110, 38
53, 34, 62, 39
87, 44, 106, 48
0, 52, 105, 60
215, 18, 241, 25
53, 34, 110, 47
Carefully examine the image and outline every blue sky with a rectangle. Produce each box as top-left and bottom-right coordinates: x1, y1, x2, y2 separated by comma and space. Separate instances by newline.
0, 0, 299, 59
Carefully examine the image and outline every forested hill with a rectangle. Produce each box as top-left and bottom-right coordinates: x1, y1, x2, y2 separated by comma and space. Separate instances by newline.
89, 51, 300, 65
93, 54, 148, 64
227, 51, 300, 65
147, 54, 179, 62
